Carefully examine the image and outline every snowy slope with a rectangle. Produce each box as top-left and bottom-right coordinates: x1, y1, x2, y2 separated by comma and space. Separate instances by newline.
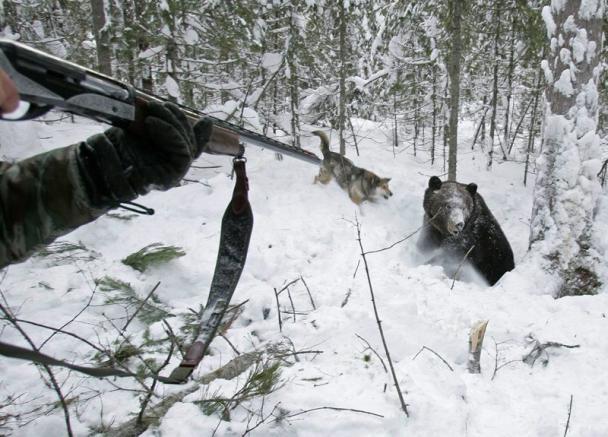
1, 116, 608, 437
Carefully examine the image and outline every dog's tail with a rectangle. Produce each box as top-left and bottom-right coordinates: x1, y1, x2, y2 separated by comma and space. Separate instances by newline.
312, 130, 330, 157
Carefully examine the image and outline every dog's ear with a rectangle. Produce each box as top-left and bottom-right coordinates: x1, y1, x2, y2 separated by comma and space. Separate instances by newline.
466, 183, 478, 196
382, 177, 391, 183
429, 176, 442, 190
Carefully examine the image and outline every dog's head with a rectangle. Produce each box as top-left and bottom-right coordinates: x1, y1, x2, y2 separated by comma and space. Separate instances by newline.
377, 177, 393, 199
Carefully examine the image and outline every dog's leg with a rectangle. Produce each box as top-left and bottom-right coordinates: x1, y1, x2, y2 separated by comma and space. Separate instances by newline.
316, 167, 332, 185
349, 190, 364, 205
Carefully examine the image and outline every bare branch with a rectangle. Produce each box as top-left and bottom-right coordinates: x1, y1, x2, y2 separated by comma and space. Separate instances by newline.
355, 217, 409, 418
122, 282, 161, 332
412, 346, 454, 372
299, 276, 316, 310
273, 288, 282, 332
40, 284, 98, 350
280, 406, 384, 421
355, 333, 388, 373
0, 298, 74, 436
564, 395, 574, 437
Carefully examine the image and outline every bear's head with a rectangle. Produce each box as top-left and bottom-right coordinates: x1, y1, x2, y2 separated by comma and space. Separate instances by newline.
424, 176, 477, 237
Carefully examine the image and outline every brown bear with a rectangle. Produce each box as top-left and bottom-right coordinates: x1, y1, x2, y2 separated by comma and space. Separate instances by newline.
417, 176, 514, 286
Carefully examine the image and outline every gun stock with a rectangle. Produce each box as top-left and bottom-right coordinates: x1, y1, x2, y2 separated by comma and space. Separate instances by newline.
0, 39, 320, 165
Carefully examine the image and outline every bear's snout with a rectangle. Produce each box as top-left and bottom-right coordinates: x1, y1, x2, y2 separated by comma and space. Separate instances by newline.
447, 211, 466, 235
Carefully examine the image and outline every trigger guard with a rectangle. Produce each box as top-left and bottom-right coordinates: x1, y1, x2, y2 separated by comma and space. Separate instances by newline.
0, 103, 52, 121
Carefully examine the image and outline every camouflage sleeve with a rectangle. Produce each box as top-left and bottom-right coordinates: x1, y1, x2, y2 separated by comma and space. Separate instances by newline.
0, 143, 108, 268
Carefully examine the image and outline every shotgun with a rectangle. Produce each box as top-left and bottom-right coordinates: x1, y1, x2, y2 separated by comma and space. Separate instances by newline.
0, 39, 320, 165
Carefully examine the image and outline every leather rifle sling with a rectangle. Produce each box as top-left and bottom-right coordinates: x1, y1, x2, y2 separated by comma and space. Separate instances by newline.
165, 157, 253, 384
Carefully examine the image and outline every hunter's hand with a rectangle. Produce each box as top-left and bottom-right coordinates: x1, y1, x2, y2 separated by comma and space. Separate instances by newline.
0, 69, 19, 114
77, 102, 212, 207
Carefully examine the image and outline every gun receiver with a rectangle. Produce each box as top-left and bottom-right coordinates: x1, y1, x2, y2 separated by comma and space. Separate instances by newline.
0, 39, 320, 165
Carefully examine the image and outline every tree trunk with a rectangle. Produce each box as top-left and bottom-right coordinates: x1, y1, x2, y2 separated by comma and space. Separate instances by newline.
529, 0, 604, 297
431, 64, 438, 165
338, 0, 347, 155
287, 5, 301, 149
393, 90, 399, 156
91, 0, 112, 75
503, 6, 516, 156
446, 0, 464, 181
487, 1, 502, 169
413, 70, 420, 157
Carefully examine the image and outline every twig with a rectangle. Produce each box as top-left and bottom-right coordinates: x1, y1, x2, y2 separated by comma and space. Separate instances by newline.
451, 245, 475, 290
0, 299, 74, 436
136, 339, 175, 426
564, 395, 573, 437
355, 333, 388, 373
286, 288, 296, 323
242, 402, 282, 436
352, 259, 361, 278
363, 210, 442, 257
412, 346, 454, 372
273, 288, 282, 332
363, 224, 424, 256
40, 284, 98, 350
162, 320, 185, 358
355, 217, 409, 418
490, 338, 522, 380
121, 282, 162, 332
340, 289, 352, 308
5, 317, 105, 353
219, 333, 241, 356
279, 406, 384, 421
299, 276, 316, 310
277, 278, 300, 295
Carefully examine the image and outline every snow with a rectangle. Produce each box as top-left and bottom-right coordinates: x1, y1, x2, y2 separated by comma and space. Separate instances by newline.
261, 52, 283, 72
579, 0, 603, 20
164, 75, 180, 99
1, 114, 608, 437
554, 69, 574, 97
541, 6, 556, 38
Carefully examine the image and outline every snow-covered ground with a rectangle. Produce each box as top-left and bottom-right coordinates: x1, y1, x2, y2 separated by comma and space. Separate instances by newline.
1, 115, 608, 437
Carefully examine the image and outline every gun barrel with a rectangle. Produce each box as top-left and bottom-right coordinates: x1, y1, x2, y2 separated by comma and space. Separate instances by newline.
136, 91, 321, 165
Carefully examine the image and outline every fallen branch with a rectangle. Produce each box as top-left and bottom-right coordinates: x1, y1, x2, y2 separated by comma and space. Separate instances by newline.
522, 336, 580, 367
104, 351, 264, 437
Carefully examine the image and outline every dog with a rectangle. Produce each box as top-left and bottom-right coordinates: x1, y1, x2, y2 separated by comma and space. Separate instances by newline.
312, 131, 392, 204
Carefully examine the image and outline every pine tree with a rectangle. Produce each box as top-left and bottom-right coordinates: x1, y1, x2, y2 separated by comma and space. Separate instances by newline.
529, 0, 604, 297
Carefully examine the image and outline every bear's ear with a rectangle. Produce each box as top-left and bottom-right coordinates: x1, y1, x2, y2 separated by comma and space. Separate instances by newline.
429, 176, 442, 190
466, 183, 478, 196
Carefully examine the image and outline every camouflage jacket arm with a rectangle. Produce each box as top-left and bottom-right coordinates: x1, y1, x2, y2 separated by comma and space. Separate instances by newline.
0, 143, 108, 268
